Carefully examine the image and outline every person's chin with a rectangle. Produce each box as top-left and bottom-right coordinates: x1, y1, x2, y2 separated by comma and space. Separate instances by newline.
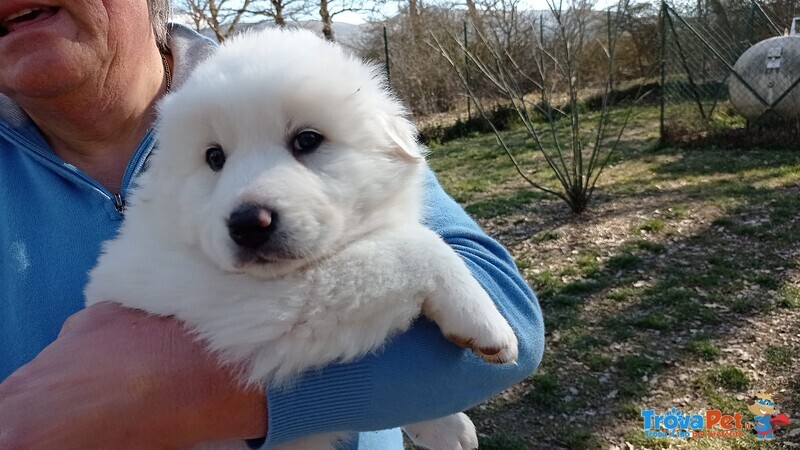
1, 49, 90, 97
0, 9, 85, 86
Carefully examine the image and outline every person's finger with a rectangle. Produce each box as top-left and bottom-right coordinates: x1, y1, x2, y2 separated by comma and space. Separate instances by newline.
58, 301, 132, 337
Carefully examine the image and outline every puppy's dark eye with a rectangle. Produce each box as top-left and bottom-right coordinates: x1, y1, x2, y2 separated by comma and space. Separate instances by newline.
205, 145, 226, 171
292, 130, 324, 154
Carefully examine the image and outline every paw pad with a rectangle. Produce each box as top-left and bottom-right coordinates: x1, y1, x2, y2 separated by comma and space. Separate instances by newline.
447, 335, 515, 365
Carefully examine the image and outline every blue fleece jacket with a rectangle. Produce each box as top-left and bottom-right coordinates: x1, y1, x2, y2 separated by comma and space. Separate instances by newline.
0, 25, 544, 449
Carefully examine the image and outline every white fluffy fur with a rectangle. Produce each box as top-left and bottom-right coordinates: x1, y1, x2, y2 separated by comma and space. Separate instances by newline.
85, 28, 518, 450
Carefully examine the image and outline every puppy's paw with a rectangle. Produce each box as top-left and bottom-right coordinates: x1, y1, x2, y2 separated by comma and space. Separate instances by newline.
421, 262, 519, 365
447, 328, 518, 365
438, 290, 518, 365
447, 317, 518, 365
402, 413, 478, 450
424, 291, 518, 364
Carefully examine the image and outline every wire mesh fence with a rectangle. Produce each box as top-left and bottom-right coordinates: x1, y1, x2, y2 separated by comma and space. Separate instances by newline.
660, 0, 800, 147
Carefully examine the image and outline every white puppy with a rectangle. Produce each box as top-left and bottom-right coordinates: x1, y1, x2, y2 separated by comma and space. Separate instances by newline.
85, 28, 518, 450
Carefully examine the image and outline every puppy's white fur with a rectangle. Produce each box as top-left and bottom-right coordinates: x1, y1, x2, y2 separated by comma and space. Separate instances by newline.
85, 28, 517, 450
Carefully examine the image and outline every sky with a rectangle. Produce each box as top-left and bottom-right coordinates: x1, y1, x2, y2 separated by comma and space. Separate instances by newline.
172, 0, 623, 26
335, 10, 369, 24
334, 0, 622, 24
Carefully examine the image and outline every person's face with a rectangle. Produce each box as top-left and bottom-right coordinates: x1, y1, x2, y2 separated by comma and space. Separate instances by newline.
0, 0, 155, 98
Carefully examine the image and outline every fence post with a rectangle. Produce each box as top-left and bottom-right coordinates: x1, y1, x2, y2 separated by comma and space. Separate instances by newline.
659, 1, 667, 143
607, 8, 614, 91
747, 0, 756, 45
540, 13, 546, 106
464, 21, 470, 119
383, 26, 390, 85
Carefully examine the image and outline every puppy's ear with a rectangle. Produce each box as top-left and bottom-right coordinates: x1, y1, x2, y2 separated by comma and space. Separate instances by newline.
380, 114, 423, 161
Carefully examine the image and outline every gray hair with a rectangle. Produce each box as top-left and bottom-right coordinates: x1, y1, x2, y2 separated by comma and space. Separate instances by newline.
149, 0, 171, 51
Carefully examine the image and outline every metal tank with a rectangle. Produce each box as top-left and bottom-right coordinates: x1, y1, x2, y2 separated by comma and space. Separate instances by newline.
728, 18, 800, 121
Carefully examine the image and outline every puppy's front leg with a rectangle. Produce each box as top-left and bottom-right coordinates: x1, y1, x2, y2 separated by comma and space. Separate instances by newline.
411, 228, 518, 365
270, 432, 352, 450
402, 413, 478, 450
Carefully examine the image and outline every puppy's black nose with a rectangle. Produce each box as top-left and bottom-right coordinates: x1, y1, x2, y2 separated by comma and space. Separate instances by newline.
227, 204, 276, 249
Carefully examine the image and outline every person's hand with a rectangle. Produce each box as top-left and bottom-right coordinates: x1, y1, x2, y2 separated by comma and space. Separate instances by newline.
0, 301, 267, 449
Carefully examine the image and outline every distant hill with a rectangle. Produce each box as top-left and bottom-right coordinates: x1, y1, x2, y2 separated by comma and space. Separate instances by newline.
176, 8, 609, 51
187, 20, 368, 48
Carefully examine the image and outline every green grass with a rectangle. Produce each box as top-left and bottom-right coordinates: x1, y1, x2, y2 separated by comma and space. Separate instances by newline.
753, 273, 780, 289
535, 229, 562, 242
629, 313, 671, 331
623, 430, 674, 449
692, 306, 723, 325
616, 402, 643, 419
606, 253, 643, 270
424, 105, 800, 448
560, 429, 602, 450
576, 253, 602, 277
707, 254, 734, 268
619, 239, 666, 253
651, 287, 692, 306
707, 393, 749, 417
568, 333, 608, 352
711, 216, 735, 227
543, 310, 583, 332
585, 353, 613, 372
777, 285, 800, 309
713, 366, 750, 391
549, 293, 583, 309
695, 366, 750, 392
605, 287, 644, 303
528, 270, 561, 297
765, 345, 793, 369
619, 355, 661, 379
618, 381, 648, 399
524, 373, 562, 409
638, 218, 666, 233
731, 299, 755, 314
686, 339, 721, 361
664, 204, 688, 219
560, 279, 605, 296
477, 434, 529, 450
515, 258, 532, 270
465, 190, 546, 219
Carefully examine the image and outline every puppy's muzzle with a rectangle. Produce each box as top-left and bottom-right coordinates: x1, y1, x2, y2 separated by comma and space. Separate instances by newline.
227, 204, 277, 249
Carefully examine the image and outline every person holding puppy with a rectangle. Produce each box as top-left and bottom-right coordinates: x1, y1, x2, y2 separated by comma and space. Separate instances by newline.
0, 1, 544, 448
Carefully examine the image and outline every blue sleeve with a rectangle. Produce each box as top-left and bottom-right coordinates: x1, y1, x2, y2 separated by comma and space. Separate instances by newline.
259, 167, 544, 447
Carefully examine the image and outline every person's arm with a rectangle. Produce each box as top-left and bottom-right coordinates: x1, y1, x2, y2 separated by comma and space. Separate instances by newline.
0, 302, 267, 449
257, 167, 544, 447
0, 168, 541, 449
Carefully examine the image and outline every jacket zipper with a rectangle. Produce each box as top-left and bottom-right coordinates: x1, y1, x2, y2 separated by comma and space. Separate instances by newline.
0, 124, 155, 215
114, 132, 156, 214
113, 193, 126, 213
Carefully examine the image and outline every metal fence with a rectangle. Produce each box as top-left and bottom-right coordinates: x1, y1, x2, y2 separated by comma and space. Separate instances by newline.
660, 0, 800, 147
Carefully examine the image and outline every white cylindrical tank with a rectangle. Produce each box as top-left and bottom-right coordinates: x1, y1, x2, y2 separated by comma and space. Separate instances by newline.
729, 20, 800, 121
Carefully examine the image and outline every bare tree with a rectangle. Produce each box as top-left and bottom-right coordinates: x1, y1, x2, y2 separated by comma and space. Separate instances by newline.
318, 0, 378, 41
180, 0, 208, 30
178, 0, 262, 41
272, 0, 288, 25
434, 0, 650, 214
259, 0, 314, 26
175, 0, 312, 39
618, 2, 660, 80
464, 0, 484, 34
359, 0, 550, 115
320, 0, 334, 39
358, 6, 471, 114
